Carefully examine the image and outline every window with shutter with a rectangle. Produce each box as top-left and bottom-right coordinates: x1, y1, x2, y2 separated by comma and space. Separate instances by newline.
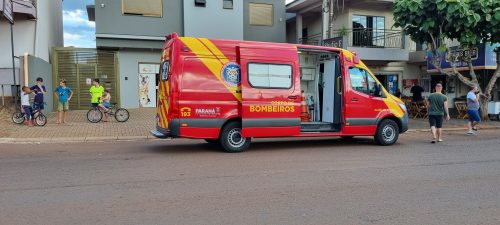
249, 3, 273, 26
122, 0, 162, 17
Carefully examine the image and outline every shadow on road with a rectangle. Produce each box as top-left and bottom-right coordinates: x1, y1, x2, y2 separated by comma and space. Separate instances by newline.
145, 137, 383, 154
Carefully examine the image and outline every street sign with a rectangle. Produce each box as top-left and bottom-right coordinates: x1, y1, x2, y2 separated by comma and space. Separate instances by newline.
2, 0, 14, 24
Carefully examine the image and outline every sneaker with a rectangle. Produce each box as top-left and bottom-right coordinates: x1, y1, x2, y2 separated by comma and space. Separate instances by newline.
472, 127, 478, 131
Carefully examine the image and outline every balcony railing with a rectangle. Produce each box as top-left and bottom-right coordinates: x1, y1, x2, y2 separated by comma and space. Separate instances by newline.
299, 29, 405, 49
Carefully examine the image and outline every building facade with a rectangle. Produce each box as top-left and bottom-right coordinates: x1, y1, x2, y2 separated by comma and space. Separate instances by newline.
87, 0, 287, 109
0, 0, 63, 108
286, 0, 499, 107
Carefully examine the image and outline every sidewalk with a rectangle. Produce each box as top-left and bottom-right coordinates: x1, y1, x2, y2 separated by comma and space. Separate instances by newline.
408, 117, 500, 132
0, 108, 156, 143
1, 107, 499, 143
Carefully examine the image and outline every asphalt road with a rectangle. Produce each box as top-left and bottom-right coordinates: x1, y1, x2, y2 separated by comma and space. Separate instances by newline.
1, 130, 500, 225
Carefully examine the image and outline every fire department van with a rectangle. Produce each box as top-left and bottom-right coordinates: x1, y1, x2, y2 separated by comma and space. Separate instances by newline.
151, 33, 408, 152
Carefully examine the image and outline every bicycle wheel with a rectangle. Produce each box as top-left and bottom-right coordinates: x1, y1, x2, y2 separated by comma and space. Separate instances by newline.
114, 108, 130, 122
87, 108, 103, 123
12, 112, 25, 124
35, 114, 47, 126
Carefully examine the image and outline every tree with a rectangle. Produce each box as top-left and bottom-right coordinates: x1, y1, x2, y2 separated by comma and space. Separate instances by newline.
394, 0, 500, 119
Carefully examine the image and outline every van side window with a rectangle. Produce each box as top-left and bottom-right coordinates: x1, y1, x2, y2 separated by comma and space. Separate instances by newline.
248, 63, 292, 89
349, 67, 381, 97
349, 67, 369, 95
366, 74, 380, 97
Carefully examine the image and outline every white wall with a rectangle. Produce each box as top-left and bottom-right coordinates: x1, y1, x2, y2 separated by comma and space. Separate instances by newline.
184, 0, 244, 40
0, 0, 63, 96
118, 50, 161, 109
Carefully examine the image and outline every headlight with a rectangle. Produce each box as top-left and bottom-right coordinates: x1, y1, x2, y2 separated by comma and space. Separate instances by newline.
398, 102, 407, 112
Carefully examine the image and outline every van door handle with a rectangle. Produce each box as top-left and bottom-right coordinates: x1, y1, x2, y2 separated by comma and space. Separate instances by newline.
288, 96, 298, 100
351, 98, 359, 102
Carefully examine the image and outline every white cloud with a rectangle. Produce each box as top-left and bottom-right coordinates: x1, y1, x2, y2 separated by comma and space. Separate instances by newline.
63, 9, 95, 28
64, 32, 82, 41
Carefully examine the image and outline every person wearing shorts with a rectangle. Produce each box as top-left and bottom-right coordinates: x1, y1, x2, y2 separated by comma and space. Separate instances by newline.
99, 89, 111, 122
426, 83, 450, 143
54, 79, 73, 124
466, 85, 481, 135
89, 78, 104, 108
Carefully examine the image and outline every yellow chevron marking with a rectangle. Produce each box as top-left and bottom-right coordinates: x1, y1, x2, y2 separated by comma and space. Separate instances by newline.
180, 37, 242, 102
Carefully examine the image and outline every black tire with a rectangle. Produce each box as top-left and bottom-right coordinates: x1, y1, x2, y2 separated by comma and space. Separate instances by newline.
114, 108, 130, 122
219, 122, 251, 153
35, 114, 47, 126
374, 119, 399, 146
497, 113, 500, 121
87, 109, 103, 123
12, 112, 25, 124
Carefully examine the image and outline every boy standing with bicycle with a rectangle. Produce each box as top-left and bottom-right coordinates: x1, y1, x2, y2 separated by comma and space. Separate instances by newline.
30, 77, 46, 119
89, 78, 104, 108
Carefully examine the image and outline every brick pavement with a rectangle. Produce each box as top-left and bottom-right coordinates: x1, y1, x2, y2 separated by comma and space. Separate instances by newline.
1, 106, 499, 143
0, 108, 156, 142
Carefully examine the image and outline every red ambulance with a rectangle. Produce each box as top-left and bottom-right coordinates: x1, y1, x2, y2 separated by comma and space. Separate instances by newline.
151, 33, 408, 152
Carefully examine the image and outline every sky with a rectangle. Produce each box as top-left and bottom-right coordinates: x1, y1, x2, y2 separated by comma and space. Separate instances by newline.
63, 0, 294, 48
63, 0, 95, 48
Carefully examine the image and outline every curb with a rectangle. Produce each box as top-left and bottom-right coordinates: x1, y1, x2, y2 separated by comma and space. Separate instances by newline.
406, 126, 500, 133
1, 126, 499, 144
0, 135, 154, 144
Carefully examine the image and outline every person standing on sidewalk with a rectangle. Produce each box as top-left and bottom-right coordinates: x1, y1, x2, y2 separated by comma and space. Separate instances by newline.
466, 85, 481, 135
20, 86, 34, 127
30, 77, 46, 119
89, 78, 104, 108
54, 79, 73, 124
411, 83, 424, 103
426, 83, 450, 143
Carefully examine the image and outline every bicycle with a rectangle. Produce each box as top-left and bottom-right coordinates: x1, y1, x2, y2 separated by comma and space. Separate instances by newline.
12, 104, 47, 126
87, 103, 130, 123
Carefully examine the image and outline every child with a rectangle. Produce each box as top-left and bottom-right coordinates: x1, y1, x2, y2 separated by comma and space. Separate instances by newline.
89, 78, 104, 108
20, 86, 34, 127
99, 89, 111, 122
54, 79, 73, 124
31, 77, 46, 118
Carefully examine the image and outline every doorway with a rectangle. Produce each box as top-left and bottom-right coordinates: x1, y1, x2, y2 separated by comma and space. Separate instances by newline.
375, 74, 399, 94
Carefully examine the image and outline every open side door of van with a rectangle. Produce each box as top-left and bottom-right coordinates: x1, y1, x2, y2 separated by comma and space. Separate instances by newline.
238, 44, 301, 137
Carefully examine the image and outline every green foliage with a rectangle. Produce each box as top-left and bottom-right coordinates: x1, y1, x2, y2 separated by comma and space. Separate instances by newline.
394, 0, 500, 49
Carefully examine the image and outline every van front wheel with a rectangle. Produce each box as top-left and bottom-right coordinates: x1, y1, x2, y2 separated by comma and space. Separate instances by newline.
374, 119, 399, 146
219, 122, 251, 153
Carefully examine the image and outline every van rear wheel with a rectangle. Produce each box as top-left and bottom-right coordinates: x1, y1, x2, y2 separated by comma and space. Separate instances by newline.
374, 119, 399, 146
219, 121, 251, 153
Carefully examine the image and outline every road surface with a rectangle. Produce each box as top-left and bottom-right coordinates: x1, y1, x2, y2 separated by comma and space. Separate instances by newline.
1, 130, 499, 225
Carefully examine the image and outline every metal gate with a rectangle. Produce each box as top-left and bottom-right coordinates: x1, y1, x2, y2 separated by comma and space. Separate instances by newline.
52, 48, 118, 110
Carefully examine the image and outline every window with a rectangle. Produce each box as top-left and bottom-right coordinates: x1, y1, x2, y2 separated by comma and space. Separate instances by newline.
349, 67, 369, 95
248, 63, 292, 89
349, 67, 382, 97
249, 3, 273, 26
223, 0, 233, 9
352, 15, 385, 47
122, 0, 162, 17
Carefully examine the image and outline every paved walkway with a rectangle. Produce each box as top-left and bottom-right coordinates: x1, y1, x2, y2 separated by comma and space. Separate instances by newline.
0, 107, 499, 143
0, 108, 156, 143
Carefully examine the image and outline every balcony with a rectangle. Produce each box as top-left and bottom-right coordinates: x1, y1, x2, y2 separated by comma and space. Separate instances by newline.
299, 29, 409, 61
0, 0, 37, 19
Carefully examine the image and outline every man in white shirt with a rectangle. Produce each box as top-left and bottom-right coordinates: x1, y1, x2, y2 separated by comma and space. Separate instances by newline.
466, 85, 481, 135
